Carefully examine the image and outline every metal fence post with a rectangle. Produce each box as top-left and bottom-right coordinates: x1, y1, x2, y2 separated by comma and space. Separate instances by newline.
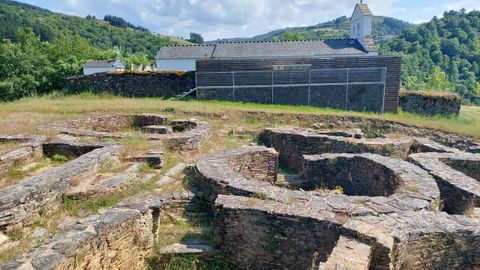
308, 70, 312, 106
382, 67, 387, 113
232, 71, 235, 102
271, 70, 274, 104
345, 68, 349, 110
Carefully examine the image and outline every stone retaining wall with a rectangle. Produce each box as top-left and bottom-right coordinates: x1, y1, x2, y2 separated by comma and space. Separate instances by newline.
343, 211, 480, 269
0, 142, 122, 230
66, 71, 195, 98
2, 196, 163, 270
301, 153, 439, 202
399, 91, 462, 117
0, 136, 46, 171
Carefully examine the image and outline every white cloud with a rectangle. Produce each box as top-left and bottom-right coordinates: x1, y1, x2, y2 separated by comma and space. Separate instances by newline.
20, 0, 407, 40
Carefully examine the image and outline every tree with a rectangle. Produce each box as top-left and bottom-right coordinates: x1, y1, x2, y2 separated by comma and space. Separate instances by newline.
426, 67, 451, 92
284, 32, 304, 41
188, 32, 204, 44
475, 82, 480, 98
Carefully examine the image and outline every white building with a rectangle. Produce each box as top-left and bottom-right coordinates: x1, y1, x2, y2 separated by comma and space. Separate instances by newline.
83, 59, 125, 75
154, 2, 378, 72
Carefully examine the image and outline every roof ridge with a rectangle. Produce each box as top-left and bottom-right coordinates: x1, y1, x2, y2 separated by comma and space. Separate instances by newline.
214, 38, 357, 44
162, 38, 360, 48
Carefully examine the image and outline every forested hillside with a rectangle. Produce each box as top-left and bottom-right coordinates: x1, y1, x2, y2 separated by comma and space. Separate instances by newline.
0, 0, 185, 101
0, 0, 178, 55
212, 16, 414, 43
380, 9, 480, 103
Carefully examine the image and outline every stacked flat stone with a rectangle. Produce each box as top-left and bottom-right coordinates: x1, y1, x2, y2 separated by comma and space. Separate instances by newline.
215, 195, 480, 270
142, 125, 173, 134
196, 145, 479, 269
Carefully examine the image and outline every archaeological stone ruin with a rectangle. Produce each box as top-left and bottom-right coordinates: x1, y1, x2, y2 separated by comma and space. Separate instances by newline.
0, 113, 479, 270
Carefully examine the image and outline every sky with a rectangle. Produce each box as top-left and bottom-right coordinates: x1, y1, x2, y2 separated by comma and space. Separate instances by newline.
16, 0, 480, 40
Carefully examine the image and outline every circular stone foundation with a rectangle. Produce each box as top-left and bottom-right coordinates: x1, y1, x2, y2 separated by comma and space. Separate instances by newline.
41, 114, 212, 151
195, 146, 479, 270
195, 146, 440, 216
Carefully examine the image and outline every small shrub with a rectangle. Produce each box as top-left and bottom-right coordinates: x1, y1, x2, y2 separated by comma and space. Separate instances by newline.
333, 186, 344, 194
162, 107, 175, 113
51, 154, 70, 163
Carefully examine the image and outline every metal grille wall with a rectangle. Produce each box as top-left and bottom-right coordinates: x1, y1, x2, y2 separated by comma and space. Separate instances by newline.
195, 67, 387, 113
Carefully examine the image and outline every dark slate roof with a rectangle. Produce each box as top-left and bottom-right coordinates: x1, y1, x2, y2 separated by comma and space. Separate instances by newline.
155, 39, 370, 60
83, 59, 125, 69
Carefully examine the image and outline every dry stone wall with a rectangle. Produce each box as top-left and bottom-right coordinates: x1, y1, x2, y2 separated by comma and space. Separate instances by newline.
66, 71, 195, 98
2, 196, 163, 270
0, 141, 122, 230
399, 91, 462, 117
194, 139, 480, 269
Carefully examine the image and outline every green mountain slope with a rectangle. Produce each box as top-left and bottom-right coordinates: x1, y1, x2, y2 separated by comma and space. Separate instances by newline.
380, 9, 480, 102
0, 0, 191, 56
212, 16, 414, 42
0, 0, 194, 101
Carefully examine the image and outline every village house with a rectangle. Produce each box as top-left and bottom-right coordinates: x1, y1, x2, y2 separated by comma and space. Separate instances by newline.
83, 59, 125, 75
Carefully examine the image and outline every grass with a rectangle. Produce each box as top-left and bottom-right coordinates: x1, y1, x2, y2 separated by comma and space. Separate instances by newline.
0, 93, 478, 138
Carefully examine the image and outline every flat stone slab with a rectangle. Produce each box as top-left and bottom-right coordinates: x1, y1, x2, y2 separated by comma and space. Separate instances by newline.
160, 243, 212, 254
42, 114, 212, 151
343, 211, 480, 270
196, 146, 439, 217
319, 236, 372, 270
216, 195, 480, 270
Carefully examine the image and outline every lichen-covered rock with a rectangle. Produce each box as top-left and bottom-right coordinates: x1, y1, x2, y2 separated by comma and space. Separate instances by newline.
41, 115, 212, 151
